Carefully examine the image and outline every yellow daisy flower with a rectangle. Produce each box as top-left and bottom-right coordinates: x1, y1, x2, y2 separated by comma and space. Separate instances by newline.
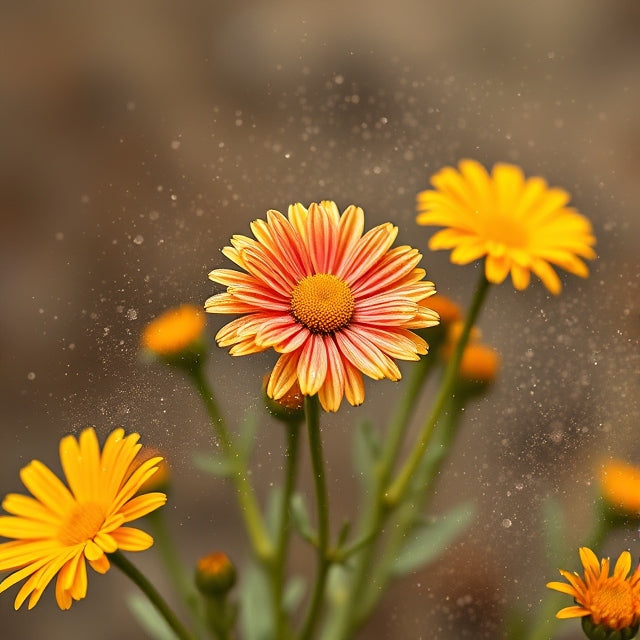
416, 159, 596, 294
0, 428, 166, 610
547, 547, 640, 633
206, 201, 439, 412
141, 304, 206, 356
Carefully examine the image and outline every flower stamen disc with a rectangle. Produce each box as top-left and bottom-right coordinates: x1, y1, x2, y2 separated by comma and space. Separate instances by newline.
58, 502, 105, 546
290, 274, 355, 334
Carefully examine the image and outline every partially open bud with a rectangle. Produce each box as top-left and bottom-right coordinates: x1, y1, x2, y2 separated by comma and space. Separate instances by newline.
195, 552, 236, 598
141, 304, 206, 371
598, 460, 640, 519
263, 374, 305, 424
130, 447, 170, 494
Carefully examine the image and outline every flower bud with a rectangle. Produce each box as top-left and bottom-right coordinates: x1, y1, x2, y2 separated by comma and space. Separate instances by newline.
141, 304, 206, 371
195, 552, 236, 598
263, 374, 305, 424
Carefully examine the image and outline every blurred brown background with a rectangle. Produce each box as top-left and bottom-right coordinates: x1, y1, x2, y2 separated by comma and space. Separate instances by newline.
1, 1, 639, 639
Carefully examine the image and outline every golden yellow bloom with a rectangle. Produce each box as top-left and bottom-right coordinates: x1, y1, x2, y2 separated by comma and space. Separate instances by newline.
206, 201, 439, 412
0, 428, 166, 610
547, 547, 640, 632
141, 304, 205, 356
416, 159, 596, 294
599, 460, 640, 515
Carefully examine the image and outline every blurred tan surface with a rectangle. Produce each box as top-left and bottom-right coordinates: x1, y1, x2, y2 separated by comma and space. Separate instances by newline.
1, 1, 639, 639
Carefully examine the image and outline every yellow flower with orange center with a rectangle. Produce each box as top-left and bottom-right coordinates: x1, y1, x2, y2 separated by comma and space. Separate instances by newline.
416, 159, 596, 294
205, 201, 439, 412
547, 547, 640, 633
0, 428, 166, 610
599, 460, 640, 515
141, 304, 205, 356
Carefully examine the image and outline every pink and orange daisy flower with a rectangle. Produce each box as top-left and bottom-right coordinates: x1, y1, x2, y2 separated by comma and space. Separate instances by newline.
205, 201, 439, 412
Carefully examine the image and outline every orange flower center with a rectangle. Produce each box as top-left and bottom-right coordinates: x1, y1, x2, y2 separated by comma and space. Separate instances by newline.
290, 274, 355, 334
589, 580, 638, 630
58, 502, 105, 546
483, 213, 530, 251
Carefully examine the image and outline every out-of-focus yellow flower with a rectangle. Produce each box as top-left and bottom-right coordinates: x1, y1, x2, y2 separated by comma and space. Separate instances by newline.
141, 304, 206, 357
599, 460, 640, 515
416, 159, 596, 294
547, 547, 640, 639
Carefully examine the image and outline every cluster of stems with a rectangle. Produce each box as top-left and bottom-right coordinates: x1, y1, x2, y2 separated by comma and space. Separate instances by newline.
115, 272, 507, 640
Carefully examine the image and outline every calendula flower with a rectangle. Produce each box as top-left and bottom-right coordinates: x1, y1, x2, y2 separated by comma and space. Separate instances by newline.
547, 547, 640, 637
0, 428, 166, 610
424, 294, 461, 326
599, 460, 640, 515
416, 159, 596, 294
141, 304, 206, 357
205, 201, 439, 412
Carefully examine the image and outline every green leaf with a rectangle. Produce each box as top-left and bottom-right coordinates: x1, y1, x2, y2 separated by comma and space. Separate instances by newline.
391, 501, 475, 577
352, 419, 380, 485
542, 494, 568, 566
192, 451, 236, 478
290, 493, 315, 543
283, 576, 306, 613
126, 592, 178, 640
265, 485, 284, 538
238, 409, 259, 462
238, 562, 274, 640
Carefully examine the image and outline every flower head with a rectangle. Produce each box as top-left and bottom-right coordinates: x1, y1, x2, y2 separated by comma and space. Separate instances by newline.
547, 547, 640, 636
416, 159, 596, 294
195, 551, 236, 597
0, 428, 166, 610
141, 304, 206, 357
599, 460, 640, 515
205, 201, 439, 412
442, 321, 500, 385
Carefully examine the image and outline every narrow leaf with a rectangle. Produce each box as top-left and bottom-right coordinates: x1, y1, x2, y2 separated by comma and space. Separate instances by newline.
391, 502, 475, 577
127, 592, 177, 640
192, 451, 236, 478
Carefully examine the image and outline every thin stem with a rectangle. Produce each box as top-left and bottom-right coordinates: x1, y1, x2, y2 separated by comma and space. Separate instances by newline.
272, 421, 302, 640
188, 366, 274, 563
298, 395, 331, 640
147, 510, 205, 637
111, 550, 195, 640
384, 271, 491, 506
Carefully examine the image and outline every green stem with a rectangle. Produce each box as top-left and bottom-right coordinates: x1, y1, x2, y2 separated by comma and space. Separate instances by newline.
188, 366, 274, 563
147, 510, 205, 637
298, 395, 331, 640
355, 393, 466, 626
272, 421, 302, 640
322, 272, 491, 640
111, 550, 195, 640
384, 272, 491, 507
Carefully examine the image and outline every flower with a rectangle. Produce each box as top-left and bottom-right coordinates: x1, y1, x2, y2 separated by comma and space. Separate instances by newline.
141, 304, 206, 357
195, 551, 236, 597
599, 460, 640, 515
0, 428, 166, 610
205, 201, 439, 412
547, 547, 640, 636
416, 159, 596, 294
